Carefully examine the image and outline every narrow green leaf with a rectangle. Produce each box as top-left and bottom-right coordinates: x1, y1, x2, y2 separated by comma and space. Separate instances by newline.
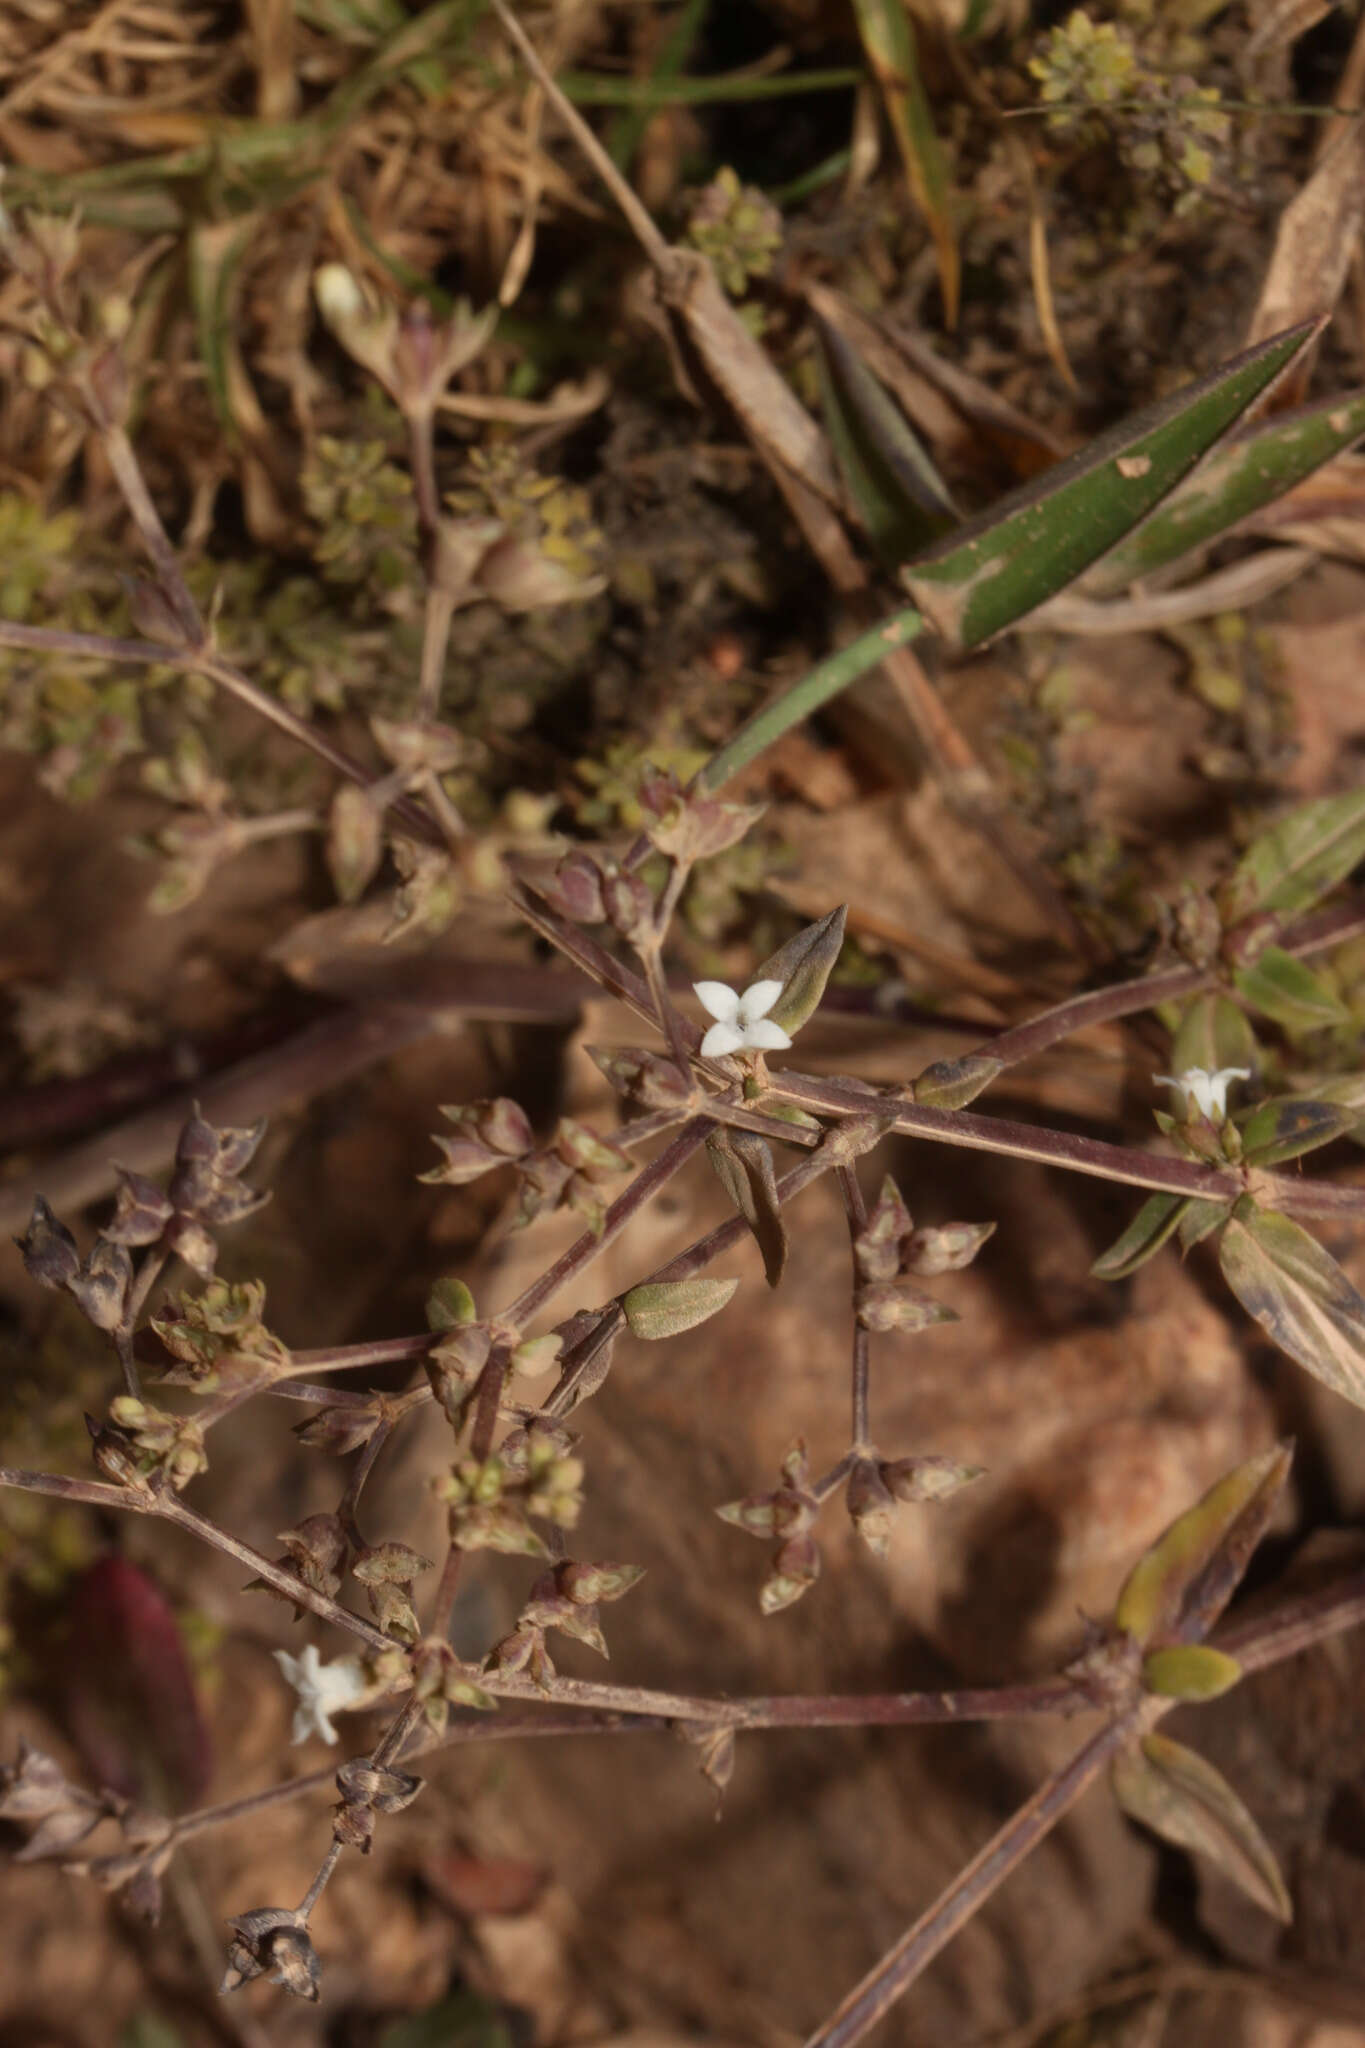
1142, 1644, 1243, 1701
851, 0, 959, 327
698, 608, 925, 794
913, 1053, 1003, 1111
1114, 1442, 1292, 1645
1232, 946, 1348, 1031
1219, 1204, 1365, 1407
188, 213, 263, 435
1091, 1192, 1187, 1281
1169, 994, 1259, 1084
1178, 1198, 1234, 1251
707, 1128, 788, 1288
623, 1276, 739, 1340
1086, 387, 1365, 597
902, 321, 1317, 650
1224, 789, 1365, 921
754, 905, 847, 1034
1113, 1734, 1291, 1922
814, 316, 957, 563
1238, 1096, 1358, 1167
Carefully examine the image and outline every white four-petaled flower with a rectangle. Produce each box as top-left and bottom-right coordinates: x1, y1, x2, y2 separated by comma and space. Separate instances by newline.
694, 978, 793, 1059
1155, 1065, 1251, 1123
273, 1644, 368, 1745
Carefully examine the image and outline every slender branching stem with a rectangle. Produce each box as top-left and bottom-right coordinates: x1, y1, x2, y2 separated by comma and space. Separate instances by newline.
500, 1118, 713, 1333
837, 1167, 872, 1449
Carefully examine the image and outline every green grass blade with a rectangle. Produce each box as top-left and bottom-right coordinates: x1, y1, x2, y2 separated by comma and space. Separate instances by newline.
1086, 386, 1365, 596
814, 317, 958, 564
902, 319, 1319, 650
851, 0, 959, 327
559, 67, 862, 107
605, 0, 709, 168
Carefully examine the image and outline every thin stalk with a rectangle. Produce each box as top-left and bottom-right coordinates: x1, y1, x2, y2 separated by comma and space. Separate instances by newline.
838, 1166, 872, 1448
499, 1118, 713, 1332
296, 1841, 342, 1919
802, 1707, 1146, 2047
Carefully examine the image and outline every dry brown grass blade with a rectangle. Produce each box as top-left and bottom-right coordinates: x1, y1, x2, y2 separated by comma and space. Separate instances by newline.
243, 0, 297, 122
1245, 115, 1365, 402
1015, 139, 1078, 398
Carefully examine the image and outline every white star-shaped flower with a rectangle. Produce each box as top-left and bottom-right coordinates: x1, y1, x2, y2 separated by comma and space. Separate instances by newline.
694, 978, 793, 1059
1155, 1065, 1251, 1123
273, 1644, 368, 1745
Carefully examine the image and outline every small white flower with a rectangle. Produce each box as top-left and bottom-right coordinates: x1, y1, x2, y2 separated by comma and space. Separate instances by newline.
1155, 1065, 1251, 1123
273, 1644, 368, 1745
694, 978, 793, 1059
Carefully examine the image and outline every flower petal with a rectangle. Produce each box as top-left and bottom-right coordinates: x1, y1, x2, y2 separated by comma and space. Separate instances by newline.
737, 978, 784, 1023
742, 1019, 793, 1052
700, 1021, 746, 1058
693, 980, 740, 1025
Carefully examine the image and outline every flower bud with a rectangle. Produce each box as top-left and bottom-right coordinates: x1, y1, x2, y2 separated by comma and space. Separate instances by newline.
68, 1238, 133, 1330
759, 1534, 821, 1615
16, 1198, 80, 1291
902, 1220, 996, 1277
856, 1280, 957, 1335
879, 1454, 984, 1504
845, 1457, 898, 1557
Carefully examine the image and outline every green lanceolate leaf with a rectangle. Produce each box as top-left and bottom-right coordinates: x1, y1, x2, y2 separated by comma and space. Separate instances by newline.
1091, 1192, 1188, 1281
1086, 386, 1365, 598
623, 1276, 739, 1341
1238, 1096, 1358, 1167
913, 1053, 1003, 1111
1168, 994, 1259, 1085
1224, 789, 1365, 922
1232, 946, 1347, 1032
1219, 1203, 1365, 1407
902, 320, 1317, 650
706, 1128, 788, 1288
1142, 1644, 1243, 1701
753, 905, 847, 1035
814, 315, 957, 563
1178, 1198, 1234, 1250
1114, 1442, 1292, 1645
1113, 1734, 1291, 1921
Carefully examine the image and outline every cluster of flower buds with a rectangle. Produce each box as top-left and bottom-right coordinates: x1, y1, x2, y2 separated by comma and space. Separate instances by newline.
634, 763, 764, 867
150, 1276, 287, 1388
519, 846, 660, 946
586, 1043, 693, 1113
433, 1421, 584, 1559
486, 1557, 644, 1689
514, 1116, 632, 1237
843, 1450, 983, 1557
853, 1175, 994, 1334
17, 1199, 133, 1332
248, 1512, 349, 1617
332, 1753, 423, 1855
0, 1740, 175, 1922
422, 1278, 563, 1433
410, 1636, 496, 1738
421, 1096, 535, 1189
351, 1540, 432, 1644
88, 1397, 208, 1495
0, 1740, 106, 1863
716, 1438, 823, 1615
314, 265, 495, 422
221, 1907, 321, 2003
